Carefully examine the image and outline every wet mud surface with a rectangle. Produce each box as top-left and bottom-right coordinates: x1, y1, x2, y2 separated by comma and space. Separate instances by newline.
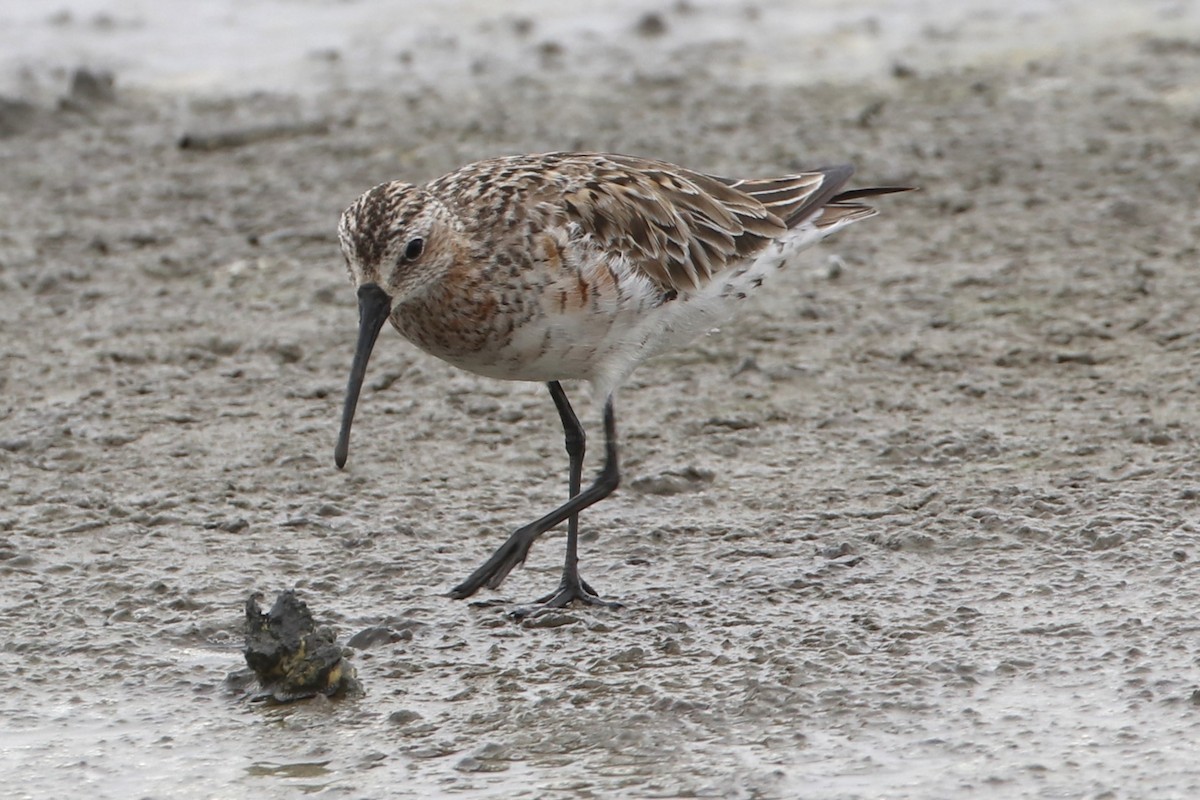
3, 10, 1200, 799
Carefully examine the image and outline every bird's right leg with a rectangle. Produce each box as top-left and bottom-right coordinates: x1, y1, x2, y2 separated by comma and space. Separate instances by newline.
549, 380, 588, 586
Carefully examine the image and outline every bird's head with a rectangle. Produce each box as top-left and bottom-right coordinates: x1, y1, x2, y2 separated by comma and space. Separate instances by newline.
337, 181, 463, 303
333, 181, 459, 469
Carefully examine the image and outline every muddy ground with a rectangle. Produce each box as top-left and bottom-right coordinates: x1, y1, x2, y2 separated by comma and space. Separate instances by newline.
2, 9, 1200, 800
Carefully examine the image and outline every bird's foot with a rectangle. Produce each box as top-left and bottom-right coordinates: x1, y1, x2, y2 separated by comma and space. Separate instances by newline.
509, 574, 622, 619
448, 529, 538, 600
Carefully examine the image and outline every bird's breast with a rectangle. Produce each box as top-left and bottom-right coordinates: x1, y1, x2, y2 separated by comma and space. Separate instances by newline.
391, 245, 668, 384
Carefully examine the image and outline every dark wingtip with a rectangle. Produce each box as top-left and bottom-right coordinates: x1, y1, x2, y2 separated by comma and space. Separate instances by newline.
775, 164, 857, 229
818, 163, 856, 188
829, 185, 918, 202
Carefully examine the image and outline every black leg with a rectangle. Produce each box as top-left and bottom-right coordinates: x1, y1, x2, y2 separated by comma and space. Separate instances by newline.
547, 381, 586, 582
528, 383, 619, 611
449, 387, 620, 605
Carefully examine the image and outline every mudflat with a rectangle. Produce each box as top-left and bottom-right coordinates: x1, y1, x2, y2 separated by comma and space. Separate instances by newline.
2, 7, 1198, 798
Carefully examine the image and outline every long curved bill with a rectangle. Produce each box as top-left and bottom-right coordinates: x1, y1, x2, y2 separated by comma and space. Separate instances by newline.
335, 283, 392, 469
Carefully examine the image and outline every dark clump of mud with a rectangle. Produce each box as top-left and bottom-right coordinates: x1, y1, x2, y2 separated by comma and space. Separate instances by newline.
237, 590, 363, 703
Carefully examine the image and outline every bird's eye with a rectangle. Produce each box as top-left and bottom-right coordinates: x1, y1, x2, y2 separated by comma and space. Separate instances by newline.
404, 238, 424, 261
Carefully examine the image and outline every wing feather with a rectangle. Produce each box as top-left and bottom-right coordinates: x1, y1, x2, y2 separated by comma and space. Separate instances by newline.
437, 152, 901, 294
559, 154, 802, 291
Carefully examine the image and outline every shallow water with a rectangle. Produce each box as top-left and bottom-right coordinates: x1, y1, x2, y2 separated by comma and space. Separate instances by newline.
3, 1, 1200, 798
1, 0, 1193, 97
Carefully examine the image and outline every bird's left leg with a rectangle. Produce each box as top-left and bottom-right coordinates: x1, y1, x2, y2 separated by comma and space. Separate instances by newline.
527, 382, 620, 610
